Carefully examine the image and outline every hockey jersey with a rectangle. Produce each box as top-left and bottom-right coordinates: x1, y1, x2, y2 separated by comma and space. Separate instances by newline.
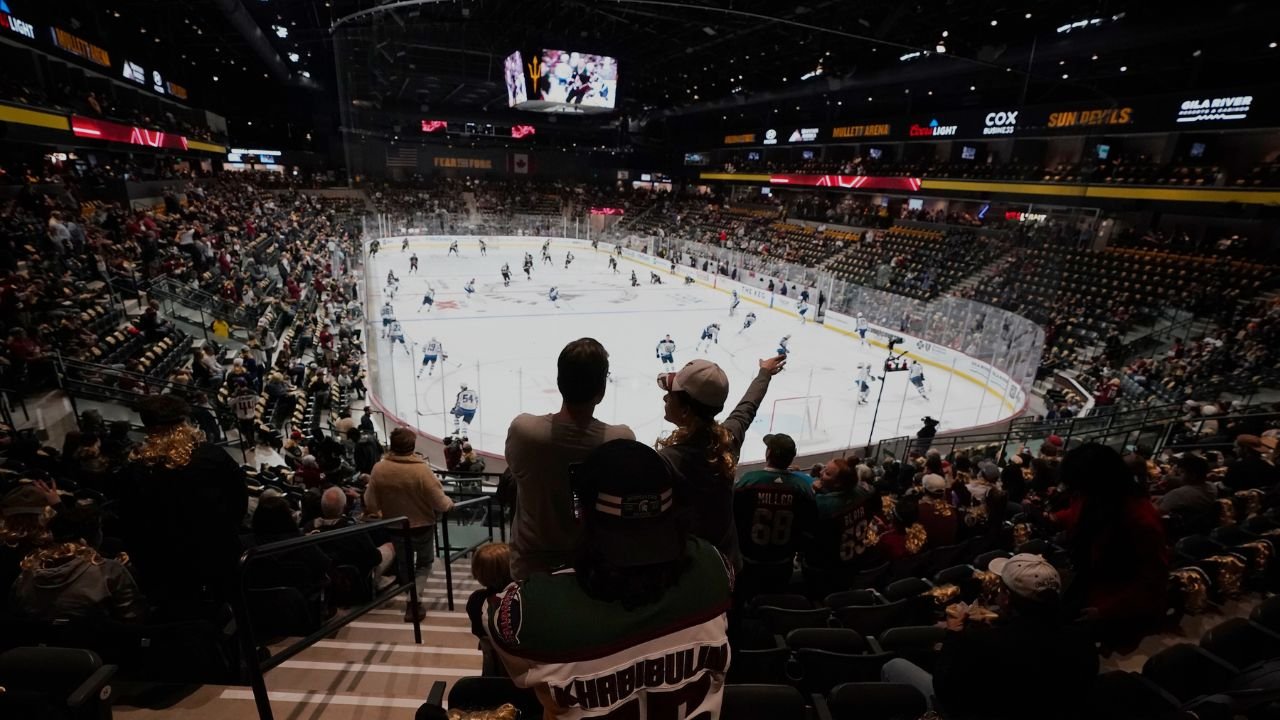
733, 469, 817, 562
656, 339, 676, 357
488, 538, 733, 719
425, 339, 443, 356
455, 389, 479, 411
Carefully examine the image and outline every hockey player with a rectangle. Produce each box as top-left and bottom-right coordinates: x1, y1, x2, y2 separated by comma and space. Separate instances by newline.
684, 275, 696, 285
608, 255, 619, 274
464, 278, 476, 301
479, 238, 488, 256
452, 383, 478, 435
369, 239, 380, 257
797, 301, 811, 324
387, 319, 410, 355
541, 242, 553, 265
418, 337, 445, 377
501, 263, 512, 287
386, 269, 398, 287
523, 253, 534, 280
855, 363, 875, 405
777, 335, 791, 357
418, 285, 435, 312
409, 253, 419, 274
564, 251, 575, 269
401, 237, 409, 252
855, 312, 869, 347
655, 334, 676, 372
739, 311, 757, 333
650, 271, 663, 285
908, 359, 929, 400
448, 239, 460, 256
696, 323, 721, 352
548, 286, 560, 306
729, 290, 740, 316
380, 301, 395, 338
630, 270, 639, 287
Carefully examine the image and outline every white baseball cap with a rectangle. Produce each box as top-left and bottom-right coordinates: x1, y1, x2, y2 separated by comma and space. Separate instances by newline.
922, 473, 948, 494
989, 553, 1062, 601
657, 359, 729, 412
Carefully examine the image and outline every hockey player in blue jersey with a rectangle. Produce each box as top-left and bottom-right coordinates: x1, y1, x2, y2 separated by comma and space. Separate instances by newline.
418, 285, 436, 312
464, 278, 476, 301
418, 337, 445, 377
656, 335, 676, 372
777, 335, 791, 357
380, 301, 395, 338
739, 311, 757, 333
548, 286, 560, 307
452, 383, 478, 435
908, 359, 929, 400
387, 320, 410, 355
855, 312, 869, 347
855, 362, 875, 405
729, 290, 740, 316
695, 323, 721, 352
797, 301, 811, 324
409, 253, 419, 274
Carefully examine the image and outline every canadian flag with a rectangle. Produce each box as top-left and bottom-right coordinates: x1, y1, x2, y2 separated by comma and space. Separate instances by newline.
512, 153, 530, 175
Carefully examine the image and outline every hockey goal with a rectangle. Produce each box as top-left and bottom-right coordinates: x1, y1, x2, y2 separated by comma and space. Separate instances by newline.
768, 396, 827, 444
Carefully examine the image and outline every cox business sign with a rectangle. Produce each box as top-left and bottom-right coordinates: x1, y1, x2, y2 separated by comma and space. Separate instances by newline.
982, 110, 1018, 135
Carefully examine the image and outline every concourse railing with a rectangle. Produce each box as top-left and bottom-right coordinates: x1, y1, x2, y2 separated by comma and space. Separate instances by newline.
232, 515, 423, 720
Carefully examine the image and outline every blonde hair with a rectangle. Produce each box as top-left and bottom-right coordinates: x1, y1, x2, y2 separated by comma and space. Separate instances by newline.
657, 414, 737, 484
471, 542, 513, 591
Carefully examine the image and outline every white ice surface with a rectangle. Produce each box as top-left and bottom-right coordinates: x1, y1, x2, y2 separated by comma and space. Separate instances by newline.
365, 237, 1013, 463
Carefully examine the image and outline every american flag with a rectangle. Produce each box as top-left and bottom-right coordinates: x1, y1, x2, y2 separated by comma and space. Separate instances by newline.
386, 145, 419, 168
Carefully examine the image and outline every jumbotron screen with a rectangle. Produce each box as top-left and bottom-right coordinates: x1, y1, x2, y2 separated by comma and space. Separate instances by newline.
512, 49, 618, 114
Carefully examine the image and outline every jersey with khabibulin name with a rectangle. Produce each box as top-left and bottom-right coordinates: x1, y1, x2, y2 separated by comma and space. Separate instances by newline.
488, 538, 733, 720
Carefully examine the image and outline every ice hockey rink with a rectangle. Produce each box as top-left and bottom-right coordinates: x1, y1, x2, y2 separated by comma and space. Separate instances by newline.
364, 236, 1019, 464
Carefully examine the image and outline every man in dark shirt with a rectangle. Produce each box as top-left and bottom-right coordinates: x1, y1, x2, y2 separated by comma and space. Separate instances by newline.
1224, 435, 1279, 492
733, 434, 816, 569
883, 553, 1099, 719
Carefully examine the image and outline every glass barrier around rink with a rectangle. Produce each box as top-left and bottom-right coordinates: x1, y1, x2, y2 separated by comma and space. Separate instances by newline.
364, 212, 599, 244
672, 238, 1045, 424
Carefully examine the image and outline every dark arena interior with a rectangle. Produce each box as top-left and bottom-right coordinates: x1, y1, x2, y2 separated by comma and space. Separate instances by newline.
3, 1, 1280, 718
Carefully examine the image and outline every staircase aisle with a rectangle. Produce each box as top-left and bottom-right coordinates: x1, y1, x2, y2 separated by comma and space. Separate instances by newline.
116, 565, 485, 719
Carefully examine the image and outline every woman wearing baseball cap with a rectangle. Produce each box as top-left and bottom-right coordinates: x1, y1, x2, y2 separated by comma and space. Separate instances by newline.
656, 354, 787, 569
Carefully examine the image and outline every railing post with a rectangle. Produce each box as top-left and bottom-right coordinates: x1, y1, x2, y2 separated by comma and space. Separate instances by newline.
233, 554, 275, 720
403, 518, 422, 644
442, 515, 455, 611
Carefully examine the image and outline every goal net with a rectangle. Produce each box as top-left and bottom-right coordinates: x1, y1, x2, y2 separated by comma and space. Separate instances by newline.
768, 396, 827, 444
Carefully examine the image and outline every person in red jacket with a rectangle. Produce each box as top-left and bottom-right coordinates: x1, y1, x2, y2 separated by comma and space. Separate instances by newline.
1052, 443, 1169, 651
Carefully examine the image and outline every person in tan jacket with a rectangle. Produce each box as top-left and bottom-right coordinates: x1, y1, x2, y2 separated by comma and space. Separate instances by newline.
365, 427, 454, 621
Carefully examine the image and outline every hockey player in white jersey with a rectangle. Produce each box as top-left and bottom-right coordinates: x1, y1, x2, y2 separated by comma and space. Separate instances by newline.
418, 337, 445, 377
564, 251, 575, 269
452, 383, 478, 435
548, 286, 560, 307
855, 312, 869, 346
501, 263, 511, 287
777, 335, 791, 357
797, 301, 811, 324
418, 285, 436, 312
448, 239, 460, 256
380, 302, 396, 338
464, 278, 476, 301
908, 359, 929, 399
696, 323, 721, 352
479, 238, 488, 256
655, 335, 676, 372
729, 290, 740, 316
855, 363, 875, 405
739, 311, 757, 333
387, 320, 410, 355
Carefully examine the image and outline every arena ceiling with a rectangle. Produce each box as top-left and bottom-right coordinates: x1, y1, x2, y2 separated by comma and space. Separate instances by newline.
41, 0, 1280, 144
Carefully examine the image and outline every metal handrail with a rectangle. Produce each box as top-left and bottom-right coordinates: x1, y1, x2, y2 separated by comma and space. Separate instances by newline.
437, 494, 507, 612
233, 515, 422, 720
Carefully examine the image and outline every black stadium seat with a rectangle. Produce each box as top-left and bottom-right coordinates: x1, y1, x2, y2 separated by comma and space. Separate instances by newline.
722, 684, 808, 720
1142, 643, 1239, 703
818, 682, 929, 720
1200, 618, 1280, 671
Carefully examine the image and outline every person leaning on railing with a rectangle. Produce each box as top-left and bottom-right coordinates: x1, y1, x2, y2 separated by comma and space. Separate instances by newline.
363, 427, 454, 622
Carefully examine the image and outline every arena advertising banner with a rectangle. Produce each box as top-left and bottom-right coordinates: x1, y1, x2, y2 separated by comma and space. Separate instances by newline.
718, 89, 1274, 148
70, 116, 189, 151
768, 174, 922, 192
